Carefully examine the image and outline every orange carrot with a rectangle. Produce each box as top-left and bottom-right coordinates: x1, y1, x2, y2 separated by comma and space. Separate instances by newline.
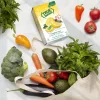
32, 53, 42, 69
32, 53, 43, 77
30, 75, 54, 88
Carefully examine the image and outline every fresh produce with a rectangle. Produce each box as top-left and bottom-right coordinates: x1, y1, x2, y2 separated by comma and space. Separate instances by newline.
8, 88, 53, 97
32, 53, 43, 77
42, 48, 57, 64
84, 21, 97, 34
8, 84, 56, 97
68, 73, 77, 86
32, 53, 42, 70
46, 72, 58, 83
0, 0, 20, 33
25, 84, 56, 93
14, 34, 31, 49
49, 64, 58, 70
89, 8, 100, 21
1, 46, 28, 82
30, 75, 54, 88
58, 72, 69, 80
56, 37, 100, 78
20, 90, 53, 97
54, 79, 69, 93
75, 4, 84, 22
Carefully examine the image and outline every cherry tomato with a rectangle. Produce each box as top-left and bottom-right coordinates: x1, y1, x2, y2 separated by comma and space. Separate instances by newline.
46, 72, 58, 83
84, 21, 97, 34
59, 72, 69, 80
89, 8, 100, 21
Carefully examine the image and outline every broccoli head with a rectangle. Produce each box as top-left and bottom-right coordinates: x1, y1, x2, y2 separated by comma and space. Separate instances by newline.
1, 46, 28, 82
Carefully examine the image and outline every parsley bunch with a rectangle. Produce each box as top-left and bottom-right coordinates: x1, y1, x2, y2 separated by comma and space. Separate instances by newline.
56, 37, 100, 78
0, 0, 20, 33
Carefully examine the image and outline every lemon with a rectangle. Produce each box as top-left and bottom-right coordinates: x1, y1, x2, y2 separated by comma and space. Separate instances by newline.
46, 17, 54, 26
45, 25, 54, 32
51, 20, 62, 28
46, 17, 62, 28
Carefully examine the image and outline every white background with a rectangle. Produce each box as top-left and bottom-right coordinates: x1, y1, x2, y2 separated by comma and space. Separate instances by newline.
0, 0, 100, 100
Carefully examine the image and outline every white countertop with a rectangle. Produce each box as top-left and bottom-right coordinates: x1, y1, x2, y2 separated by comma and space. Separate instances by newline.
15, 0, 100, 46
0, 0, 100, 100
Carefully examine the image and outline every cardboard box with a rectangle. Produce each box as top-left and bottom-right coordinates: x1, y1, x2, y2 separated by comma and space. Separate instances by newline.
32, 1, 69, 45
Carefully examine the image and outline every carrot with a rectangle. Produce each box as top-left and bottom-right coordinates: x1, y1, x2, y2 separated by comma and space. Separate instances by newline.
30, 75, 54, 88
32, 53, 42, 69
32, 53, 43, 77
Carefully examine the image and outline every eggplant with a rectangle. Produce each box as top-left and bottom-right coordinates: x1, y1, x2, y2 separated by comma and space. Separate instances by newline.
23, 90, 53, 97
7, 84, 57, 97
25, 84, 57, 94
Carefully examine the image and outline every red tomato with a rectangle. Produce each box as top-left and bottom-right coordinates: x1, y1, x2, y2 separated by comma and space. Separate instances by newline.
84, 21, 97, 34
59, 72, 69, 80
46, 72, 58, 83
89, 8, 100, 21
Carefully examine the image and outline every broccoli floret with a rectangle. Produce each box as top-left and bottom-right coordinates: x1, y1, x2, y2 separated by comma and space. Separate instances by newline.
1, 46, 28, 82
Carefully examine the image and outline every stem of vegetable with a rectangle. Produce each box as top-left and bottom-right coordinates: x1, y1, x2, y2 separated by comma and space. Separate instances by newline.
13, 34, 16, 38
7, 88, 24, 92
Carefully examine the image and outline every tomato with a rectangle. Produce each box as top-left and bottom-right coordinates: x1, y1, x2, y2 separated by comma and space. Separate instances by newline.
84, 21, 97, 34
46, 72, 58, 83
59, 72, 69, 80
89, 8, 100, 21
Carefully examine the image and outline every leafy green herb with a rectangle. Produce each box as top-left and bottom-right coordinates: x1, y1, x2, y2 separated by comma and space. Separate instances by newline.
48, 1, 56, 8
56, 37, 100, 78
0, 0, 20, 33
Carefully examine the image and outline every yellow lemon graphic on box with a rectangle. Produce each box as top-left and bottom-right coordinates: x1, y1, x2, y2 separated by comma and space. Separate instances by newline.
51, 19, 62, 28
46, 17, 54, 26
45, 17, 62, 32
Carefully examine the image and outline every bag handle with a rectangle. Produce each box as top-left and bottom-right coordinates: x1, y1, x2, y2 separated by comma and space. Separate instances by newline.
31, 37, 63, 52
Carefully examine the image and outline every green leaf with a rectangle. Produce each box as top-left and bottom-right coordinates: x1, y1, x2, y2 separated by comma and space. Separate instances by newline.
0, 0, 20, 33
43, 24, 48, 29
56, 37, 100, 78
48, 1, 56, 8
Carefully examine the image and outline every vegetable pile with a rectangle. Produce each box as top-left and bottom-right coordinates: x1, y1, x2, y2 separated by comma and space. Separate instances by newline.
1, 1, 100, 97
56, 37, 100, 78
1, 46, 28, 82
0, 0, 20, 33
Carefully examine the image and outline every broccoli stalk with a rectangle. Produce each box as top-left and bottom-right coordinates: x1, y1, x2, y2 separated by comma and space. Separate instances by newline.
19, 62, 28, 76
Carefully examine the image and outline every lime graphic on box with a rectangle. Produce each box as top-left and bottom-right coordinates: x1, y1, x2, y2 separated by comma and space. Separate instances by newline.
32, 1, 69, 44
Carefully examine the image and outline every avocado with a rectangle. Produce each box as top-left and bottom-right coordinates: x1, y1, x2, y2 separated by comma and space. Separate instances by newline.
54, 79, 69, 93
49, 64, 58, 70
42, 48, 57, 64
